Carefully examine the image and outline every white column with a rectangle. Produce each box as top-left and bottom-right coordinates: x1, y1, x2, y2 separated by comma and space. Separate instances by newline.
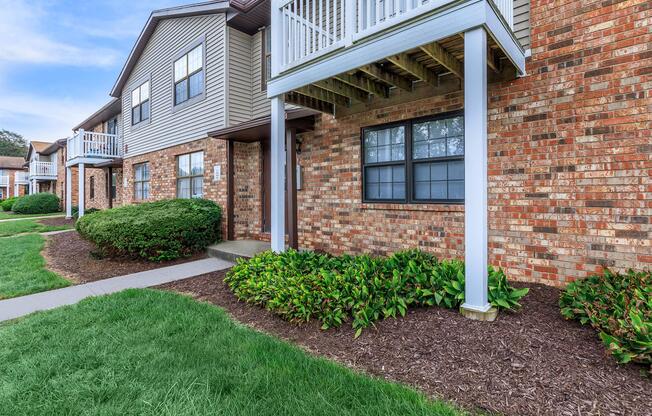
66, 166, 72, 219
461, 27, 490, 313
78, 163, 85, 217
270, 95, 286, 252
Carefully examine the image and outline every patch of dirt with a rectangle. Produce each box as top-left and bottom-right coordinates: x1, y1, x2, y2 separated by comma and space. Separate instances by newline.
38, 217, 75, 227
44, 231, 207, 284
158, 272, 652, 416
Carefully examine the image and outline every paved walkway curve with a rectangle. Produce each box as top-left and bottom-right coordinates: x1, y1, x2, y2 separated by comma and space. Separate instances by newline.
0, 214, 66, 223
0, 258, 233, 322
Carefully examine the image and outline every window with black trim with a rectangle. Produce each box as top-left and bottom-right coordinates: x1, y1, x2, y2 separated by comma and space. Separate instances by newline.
134, 162, 150, 200
131, 81, 150, 125
108, 172, 117, 199
174, 44, 204, 106
89, 176, 95, 200
261, 26, 271, 91
176, 151, 204, 199
362, 113, 464, 203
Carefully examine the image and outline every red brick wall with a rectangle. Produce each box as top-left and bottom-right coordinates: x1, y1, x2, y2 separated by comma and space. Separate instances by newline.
233, 141, 264, 239
296, 0, 651, 286
1, 168, 28, 199
56, 147, 78, 209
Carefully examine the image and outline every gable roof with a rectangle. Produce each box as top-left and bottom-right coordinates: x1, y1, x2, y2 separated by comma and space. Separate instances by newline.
110, 1, 231, 98
26, 141, 54, 160
0, 156, 27, 170
73, 98, 121, 131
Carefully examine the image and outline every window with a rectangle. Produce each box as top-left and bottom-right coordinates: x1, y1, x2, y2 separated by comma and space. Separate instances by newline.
176, 151, 204, 199
131, 81, 150, 126
134, 163, 150, 200
89, 176, 95, 200
107, 117, 118, 135
110, 172, 117, 199
362, 113, 464, 203
174, 44, 204, 106
262, 26, 272, 91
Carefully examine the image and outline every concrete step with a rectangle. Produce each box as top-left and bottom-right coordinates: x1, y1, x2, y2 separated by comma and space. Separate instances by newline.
207, 240, 270, 263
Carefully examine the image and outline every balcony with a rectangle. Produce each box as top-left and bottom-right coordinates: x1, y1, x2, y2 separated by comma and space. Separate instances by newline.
14, 172, 29, 184
277, 0, 515, 73
0, 175, 8, 187
29, 161, 57, 180
67, 130, 123, 165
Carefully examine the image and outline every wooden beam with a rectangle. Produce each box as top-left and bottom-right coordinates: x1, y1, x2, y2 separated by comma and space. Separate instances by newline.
387, 53, 439, 88
285, 128, 298, 250
285, 92, 334, 115
420, 42, 464, 79
359, 64, 412, 92
487, 47, 500, 73
296, 85, 350, 107
334, 73, 390, 98
313, 78, 369, 103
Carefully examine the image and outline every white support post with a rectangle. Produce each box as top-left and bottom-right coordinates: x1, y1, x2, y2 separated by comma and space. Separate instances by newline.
270, 95, 286, 253
78, 163, 85, 217
461, 27, 491, 314
66, 166, 72, 219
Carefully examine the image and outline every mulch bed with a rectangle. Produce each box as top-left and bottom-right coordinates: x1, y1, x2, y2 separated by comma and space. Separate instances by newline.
158, 272, 652, 416
44, 231, 207, 284
38, 217, 76, 227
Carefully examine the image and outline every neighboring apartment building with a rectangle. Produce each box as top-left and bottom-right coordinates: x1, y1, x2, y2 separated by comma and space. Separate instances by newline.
26, 141, 62, 195
68, 0, 650, 310
0, 156, 29, 200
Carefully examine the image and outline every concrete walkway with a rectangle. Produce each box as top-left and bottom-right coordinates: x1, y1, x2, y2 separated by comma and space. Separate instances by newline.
0, 214, 65, 223
0, 257, 233, 322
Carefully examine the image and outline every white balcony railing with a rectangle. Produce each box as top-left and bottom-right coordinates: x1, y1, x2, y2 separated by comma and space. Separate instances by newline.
278, 0, 514, 71
14, 171, 29, 184
0, 176, 8, 187
29, 161, 57, 178
67, 130, 123, 161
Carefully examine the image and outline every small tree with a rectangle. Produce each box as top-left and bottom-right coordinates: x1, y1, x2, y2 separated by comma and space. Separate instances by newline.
0, 130, 28, 157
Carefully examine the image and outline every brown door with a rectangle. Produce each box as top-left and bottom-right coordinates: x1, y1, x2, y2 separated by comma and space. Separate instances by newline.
261, 140, 272, 233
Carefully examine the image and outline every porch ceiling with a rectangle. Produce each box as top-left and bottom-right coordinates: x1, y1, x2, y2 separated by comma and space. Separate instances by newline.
284, 33, 516, 115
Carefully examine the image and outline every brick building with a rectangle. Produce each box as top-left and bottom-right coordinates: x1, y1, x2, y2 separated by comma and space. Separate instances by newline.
0, 156, 29, 200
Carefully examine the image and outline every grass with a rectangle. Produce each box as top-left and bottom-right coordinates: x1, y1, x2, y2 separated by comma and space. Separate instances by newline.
0, 290, 464, 416
0, 234, 70, 299
0, 211, 63, 220
0, 219, 73, 237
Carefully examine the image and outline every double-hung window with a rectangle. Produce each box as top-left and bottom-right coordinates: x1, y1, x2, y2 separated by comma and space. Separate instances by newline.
261, 26, 271, 90
362, 113, 464, 203
176, 151, 204, 199
134, 162, 150, 200
131, 81, 150, 126
174, 44, 204, 106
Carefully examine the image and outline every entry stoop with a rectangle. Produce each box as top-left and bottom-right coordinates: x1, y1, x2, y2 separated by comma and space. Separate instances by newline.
207, 240, 271, 262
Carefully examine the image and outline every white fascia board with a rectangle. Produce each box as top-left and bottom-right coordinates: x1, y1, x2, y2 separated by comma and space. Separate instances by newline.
483, 1, 526, 75
267, 0, 485, 97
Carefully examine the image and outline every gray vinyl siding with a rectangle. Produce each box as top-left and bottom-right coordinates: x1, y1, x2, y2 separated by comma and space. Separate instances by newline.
227, 28, 253, 126
121, 14, 227, 157
513, 0, 530, 51
251, 31, 270, 120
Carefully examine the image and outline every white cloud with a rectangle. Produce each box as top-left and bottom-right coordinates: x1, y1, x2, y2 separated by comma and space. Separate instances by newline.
0, 0, 120, 67
0, 92, 108, 141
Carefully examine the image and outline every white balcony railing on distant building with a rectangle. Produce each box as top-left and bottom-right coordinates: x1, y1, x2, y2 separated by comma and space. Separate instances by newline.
67, 130, 123, 161
0, 176, 8, 187
29, 161, 57, 178
14, 171, 29, 184
277, 0, 514, 71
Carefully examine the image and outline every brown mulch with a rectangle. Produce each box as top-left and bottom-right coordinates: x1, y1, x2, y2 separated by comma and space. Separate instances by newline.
38, 217, 76, 227
44, 231, 207, 284
158, 272, 652, 416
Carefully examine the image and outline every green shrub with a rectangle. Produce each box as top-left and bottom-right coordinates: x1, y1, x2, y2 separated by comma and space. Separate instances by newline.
1, 196, 19, 212
72, 206, 100, 219
12, 193, 60, 214
225, 249, 529, 337
76, 199, 222, 261
560, 269, 651, 368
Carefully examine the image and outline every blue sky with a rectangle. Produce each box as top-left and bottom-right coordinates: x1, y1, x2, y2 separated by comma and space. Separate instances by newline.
0, 0, 200, 143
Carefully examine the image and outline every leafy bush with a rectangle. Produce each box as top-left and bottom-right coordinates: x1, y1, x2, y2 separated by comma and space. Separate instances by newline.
1, 196, 20, 211
560, 269, 651, 368
12, 193, 60, 214
72, 206, 100, 219
76, 199, 222, 261
225, 249, 529, 336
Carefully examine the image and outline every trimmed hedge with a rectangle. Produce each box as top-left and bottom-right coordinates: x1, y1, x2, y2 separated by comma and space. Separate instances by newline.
76, 199, 222, 261
1, 196, 20, 212
560, 269, 651, 368
225, 249, 529, 337
12, 193, 60, 214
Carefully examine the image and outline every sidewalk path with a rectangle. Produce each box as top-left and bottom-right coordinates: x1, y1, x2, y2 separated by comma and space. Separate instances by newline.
0, 214, 66, 223
0, 257, 232, 322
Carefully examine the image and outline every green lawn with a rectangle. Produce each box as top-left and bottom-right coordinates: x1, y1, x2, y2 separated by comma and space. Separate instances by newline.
0, 234, 70, 299
0, 290, 464, 416
0, 211, 63, 220
0, 219, 73, 237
